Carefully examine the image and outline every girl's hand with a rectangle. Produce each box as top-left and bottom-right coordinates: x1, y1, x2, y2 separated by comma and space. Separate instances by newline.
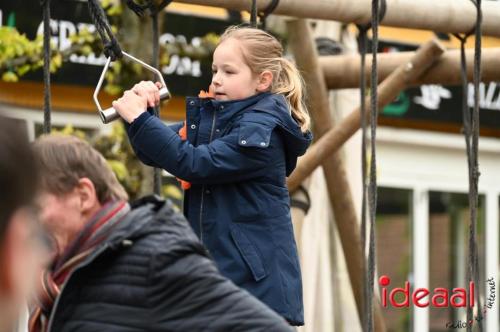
131, 81, 162, 108
112, 81, 163, 123
112, 90, 148, 124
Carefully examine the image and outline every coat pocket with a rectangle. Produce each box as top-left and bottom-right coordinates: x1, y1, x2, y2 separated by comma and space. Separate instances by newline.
229, 223, 268, 281
238, 122, 274, 148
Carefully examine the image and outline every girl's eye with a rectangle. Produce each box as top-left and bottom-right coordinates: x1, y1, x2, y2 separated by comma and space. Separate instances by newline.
212, 69, 217, 74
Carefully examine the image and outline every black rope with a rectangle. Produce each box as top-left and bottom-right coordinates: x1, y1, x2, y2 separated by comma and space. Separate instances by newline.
151, 9, 162, 196
41, 0, 51, 134
356, 0, 386, 32
258, 0, 279, 30
250, 0, 258, 28
250, 0, 279, 29
126, 0, 149, 16
365, 0, 381, 330
453, 2, 483, 330
290, 185, 311, 214
356, 1, 385, 331
125, 0, 172, 17
452, 2, 482, 331
470, 2, 482, 328
458, 1, 483, 331
356, 8, 386, 314
357, 24, 369, 332
87, 0, 122, 61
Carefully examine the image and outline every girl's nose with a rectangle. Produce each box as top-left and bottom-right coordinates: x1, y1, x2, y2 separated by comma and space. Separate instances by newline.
212, 73, 221, 86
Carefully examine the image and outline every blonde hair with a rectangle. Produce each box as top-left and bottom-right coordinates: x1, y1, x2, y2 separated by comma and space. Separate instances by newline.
33, 135, 128, 203
219, 26, 311, 133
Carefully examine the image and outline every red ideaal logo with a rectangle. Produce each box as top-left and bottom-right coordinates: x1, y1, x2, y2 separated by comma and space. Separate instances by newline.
379, 275, 475, 308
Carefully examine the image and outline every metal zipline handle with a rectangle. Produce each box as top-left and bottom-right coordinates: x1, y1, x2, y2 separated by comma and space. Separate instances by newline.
93, 51, 171, 124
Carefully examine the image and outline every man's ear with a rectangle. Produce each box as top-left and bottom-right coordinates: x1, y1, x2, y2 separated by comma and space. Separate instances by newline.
256, 71, 273, 92
76, 178, 99, 214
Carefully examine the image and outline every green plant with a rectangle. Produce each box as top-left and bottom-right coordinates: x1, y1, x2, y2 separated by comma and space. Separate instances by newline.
0, 0, 219, 94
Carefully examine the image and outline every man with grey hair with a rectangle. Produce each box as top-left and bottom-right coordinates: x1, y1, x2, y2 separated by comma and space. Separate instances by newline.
29, 134, 292, 332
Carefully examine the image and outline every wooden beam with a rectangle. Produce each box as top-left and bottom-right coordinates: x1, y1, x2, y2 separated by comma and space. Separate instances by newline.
321, 48, 500, 89
287, 18, 387, 332
173, 0, 500, 37
288, 39, 446, 192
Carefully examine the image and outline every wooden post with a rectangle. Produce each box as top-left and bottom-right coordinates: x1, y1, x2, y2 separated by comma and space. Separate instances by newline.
320, 48, 500, 89
288, 39, 446, 191
174, 0, 500, 37
287, 19, 387, 332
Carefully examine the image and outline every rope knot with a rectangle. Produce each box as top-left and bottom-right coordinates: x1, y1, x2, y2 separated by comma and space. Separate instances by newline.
126, 0, 173, 17
250, 0, 280, 29
126, 0, 148, 17
355, 0, 387, 32
104, 39, 122, 61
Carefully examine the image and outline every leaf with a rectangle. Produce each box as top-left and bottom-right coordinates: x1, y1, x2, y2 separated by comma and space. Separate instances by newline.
51, 124, 86, 139
163, 184, 183, 200
17, 64, 31, 76
2, 71, 18, 82
52, 53, 62, 67
104, 83, 122, 96
111, 122, 125, 143
107, 160, 129, 181
81, 45, 92, 56
107, 4, 123, 16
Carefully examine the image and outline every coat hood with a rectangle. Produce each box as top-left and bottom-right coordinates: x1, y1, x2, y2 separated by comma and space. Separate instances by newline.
254, 93, 312, 156
208, 92, 312, 176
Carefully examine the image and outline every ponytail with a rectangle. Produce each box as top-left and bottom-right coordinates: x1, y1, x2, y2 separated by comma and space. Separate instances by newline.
273, 58, 311, 133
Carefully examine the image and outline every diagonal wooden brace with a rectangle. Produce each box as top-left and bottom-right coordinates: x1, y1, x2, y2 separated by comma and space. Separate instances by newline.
288, 39, 446, 190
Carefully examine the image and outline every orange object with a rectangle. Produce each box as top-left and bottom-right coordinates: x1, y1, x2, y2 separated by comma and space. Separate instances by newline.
176, 86, 215, 190
198, 84, 216, 99
179, 120, 187, 140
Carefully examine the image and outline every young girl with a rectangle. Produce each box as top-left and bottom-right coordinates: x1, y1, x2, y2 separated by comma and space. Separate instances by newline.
113, 26, 312, 326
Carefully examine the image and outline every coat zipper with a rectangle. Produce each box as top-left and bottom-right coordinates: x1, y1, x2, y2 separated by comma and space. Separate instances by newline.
198, 109, 217, 243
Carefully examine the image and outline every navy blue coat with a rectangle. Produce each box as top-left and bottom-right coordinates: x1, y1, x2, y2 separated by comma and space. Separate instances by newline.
127, 92, 312, 325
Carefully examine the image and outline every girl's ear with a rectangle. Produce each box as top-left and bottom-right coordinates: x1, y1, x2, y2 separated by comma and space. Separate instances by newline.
256, 71, 273, 92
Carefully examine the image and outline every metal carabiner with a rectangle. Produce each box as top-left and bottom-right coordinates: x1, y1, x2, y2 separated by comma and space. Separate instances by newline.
93, 51, 171, 123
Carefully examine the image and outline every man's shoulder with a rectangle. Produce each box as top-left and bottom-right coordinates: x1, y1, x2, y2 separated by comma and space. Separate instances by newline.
126, 196, 199, 246
120, 196, 204, 260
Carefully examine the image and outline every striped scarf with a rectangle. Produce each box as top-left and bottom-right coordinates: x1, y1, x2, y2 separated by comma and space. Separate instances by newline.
28, 200, 130, 332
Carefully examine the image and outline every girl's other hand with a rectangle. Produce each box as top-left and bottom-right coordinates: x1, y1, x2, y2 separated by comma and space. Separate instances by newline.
112, 81, 162, 124
132, 81, 162, 108
112, 90, 148, 124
